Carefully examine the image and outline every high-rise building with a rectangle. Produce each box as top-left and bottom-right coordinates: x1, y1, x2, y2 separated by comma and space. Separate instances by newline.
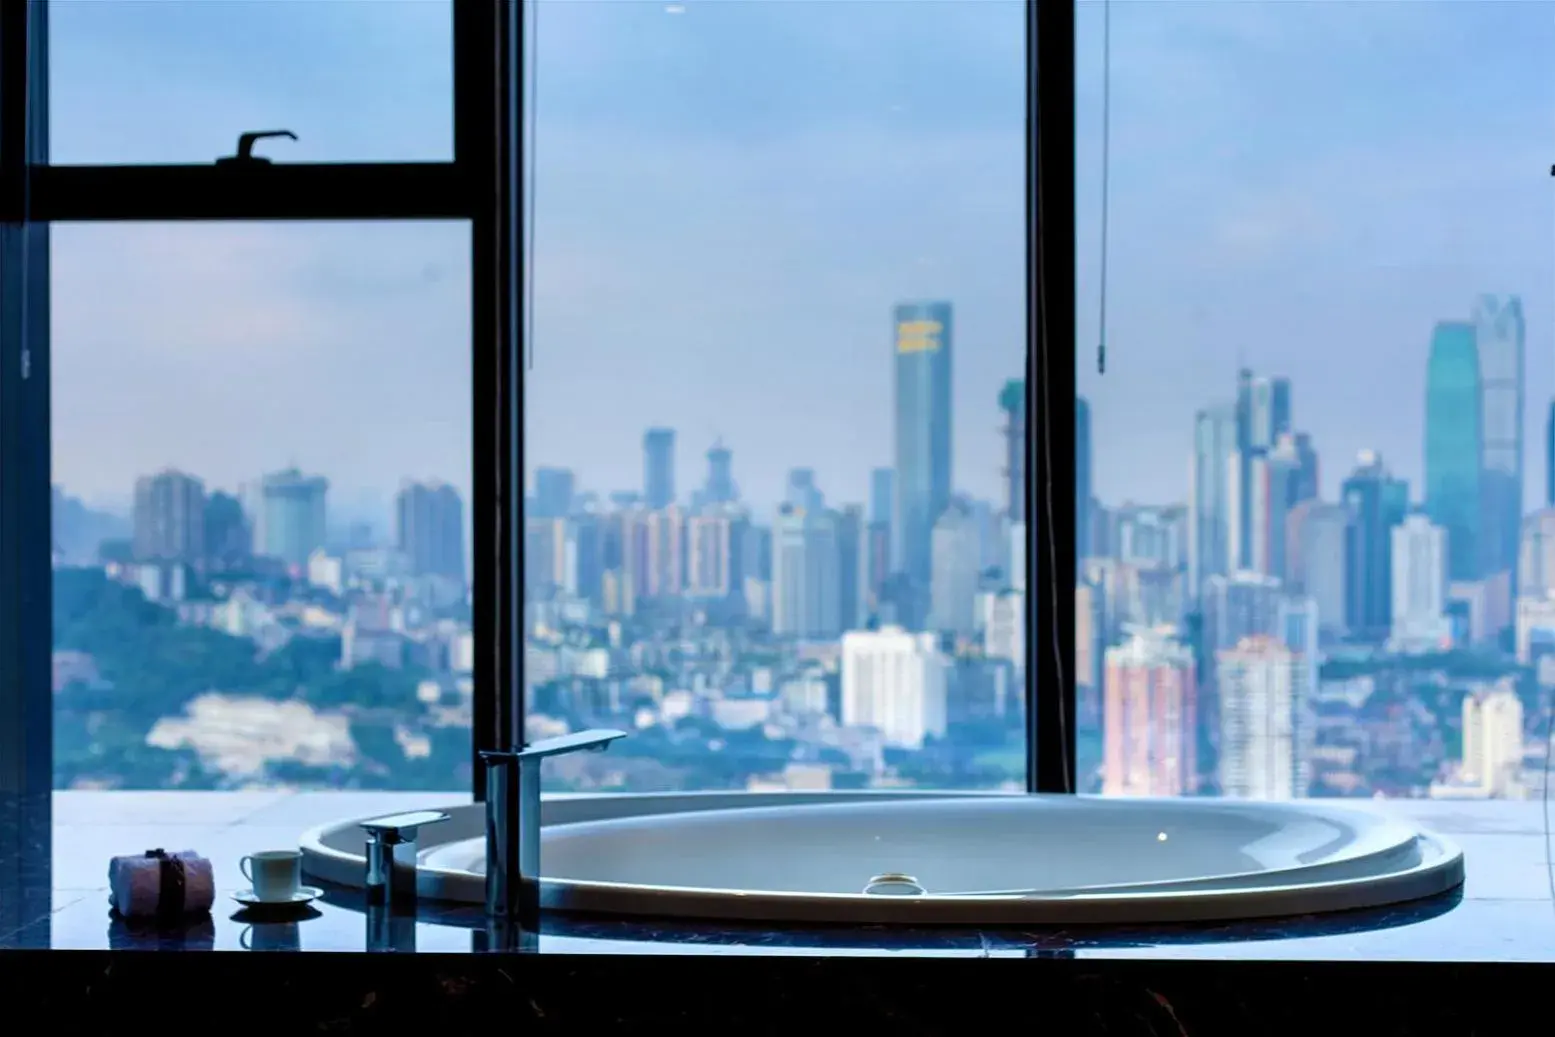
686, 511, 735, 599
1517, 509, 1555, 599
1232, 371, 1292, 570
1424, 320, 1483, 581
1287, 500, 1349, 636
643, 506, 684, 597
133, 469, 206, 568
260, 467, 328, 569
1234, 436, 1301, 580
785, 468, 823, 512
1389, 512, 1451, 651
1102, 626, 1197, 796
869, 468, 894, 526
892, 301, 953, 621
1341, 451, 1408, 639
840, 626, 949, 749
1461, 682, 1524, 798
981, 589, 1025, 673
1000, 379, 1026, 523
1189, 403, 1237, 598
1475, 296, 1525, 585
836, 505, 867, 632
396, 480, 465, 582
703, 439, 735, 505
1076, 395, 1092, 559
533, 467, 575, 519
1291, 432, 1319, 506
643, 427, 676, 510
1216, 635, 1310, 800
771, 504, 841, 639
524, 516, 567, 599
929, 500, 980, 636
202, 490, 251, 572
1546, 401, 1555, 509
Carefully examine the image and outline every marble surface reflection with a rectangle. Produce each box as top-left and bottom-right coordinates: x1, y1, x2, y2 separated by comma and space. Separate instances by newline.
1, 790, 1552, 959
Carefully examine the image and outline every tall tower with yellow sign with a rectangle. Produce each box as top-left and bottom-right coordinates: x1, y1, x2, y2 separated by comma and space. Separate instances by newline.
892, 301, 953, 628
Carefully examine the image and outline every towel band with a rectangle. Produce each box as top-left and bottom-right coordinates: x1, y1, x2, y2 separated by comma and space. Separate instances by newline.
146, 848, 187, 918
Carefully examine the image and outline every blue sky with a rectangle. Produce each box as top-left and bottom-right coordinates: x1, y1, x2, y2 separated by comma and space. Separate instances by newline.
44, 1, 1555, 533
1076, 1, 1555, 508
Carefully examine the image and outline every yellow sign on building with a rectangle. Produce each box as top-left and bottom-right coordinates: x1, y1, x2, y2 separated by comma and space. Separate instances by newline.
896, 319, 943, 354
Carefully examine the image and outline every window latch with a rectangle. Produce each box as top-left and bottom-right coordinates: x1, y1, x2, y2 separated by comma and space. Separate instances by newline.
215, 130, 297, 167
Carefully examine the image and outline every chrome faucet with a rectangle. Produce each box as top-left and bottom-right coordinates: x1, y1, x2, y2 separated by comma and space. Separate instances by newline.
480, 728, 626, 926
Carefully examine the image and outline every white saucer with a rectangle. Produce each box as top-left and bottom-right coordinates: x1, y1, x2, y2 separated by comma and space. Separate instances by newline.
232, 886, 323, 909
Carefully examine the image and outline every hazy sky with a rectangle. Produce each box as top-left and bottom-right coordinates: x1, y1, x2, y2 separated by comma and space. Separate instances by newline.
1076, 1, 1555, 511
46, 1, 1555, 533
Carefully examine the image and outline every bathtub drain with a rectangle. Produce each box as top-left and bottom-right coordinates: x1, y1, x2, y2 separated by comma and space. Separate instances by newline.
862, 873, 927, 896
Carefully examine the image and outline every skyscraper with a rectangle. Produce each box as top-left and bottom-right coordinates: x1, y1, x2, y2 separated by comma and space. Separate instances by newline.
841, 626, 949, 750
1216, 635, 1310, 800
929, 500, 979, 636
704, 439, 735, 505
1102, 626, 1197, 796
1000, 379, 1026, 523
1475, 296, 1525, 583
1390, 512, 1450, 651
785, 468, 823, 512
1233, 371, 1293, 570
1076, 395, 1092, 559
260, 467, 328, 568
1288, 500, 1349, 636
643, 427, 676, 510
1424, 320, 1483, 581
1341, 451, 1408, 639
868, 468, 894, 526
396, 480, 466, 582
133, 469, 206, 568
202, 490, 251, 572
771, 503, 841, 639
892, 301, 953, 621
1546, 400, 1555, 508
533, 467, 575, 519
1189, 403, 1236, 597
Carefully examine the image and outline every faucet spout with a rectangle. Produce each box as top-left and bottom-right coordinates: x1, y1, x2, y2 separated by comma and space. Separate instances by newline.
481, 728, 626, 925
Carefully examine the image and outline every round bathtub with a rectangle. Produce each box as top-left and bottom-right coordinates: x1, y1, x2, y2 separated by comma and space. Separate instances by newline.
301, 792, 1463, 926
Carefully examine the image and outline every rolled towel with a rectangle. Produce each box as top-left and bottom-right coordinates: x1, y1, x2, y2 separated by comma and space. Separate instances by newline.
109, 849, 215, 919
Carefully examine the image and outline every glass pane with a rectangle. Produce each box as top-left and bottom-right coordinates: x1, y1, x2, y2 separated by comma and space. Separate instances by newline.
526, 1, 1027, 792
1078, 2, 1551, 800
48, 0, 452, 164
51, 222, 472, 790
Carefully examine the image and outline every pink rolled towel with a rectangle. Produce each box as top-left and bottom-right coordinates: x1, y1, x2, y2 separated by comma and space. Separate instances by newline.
109, 849, 215, 918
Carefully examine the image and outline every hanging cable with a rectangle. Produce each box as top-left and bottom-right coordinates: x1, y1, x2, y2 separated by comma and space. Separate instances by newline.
1096, 0, 1112, 376
525, 0, 540, 371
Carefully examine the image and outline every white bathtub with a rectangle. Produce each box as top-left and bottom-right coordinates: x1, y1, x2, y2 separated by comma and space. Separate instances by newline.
300, 791, 1463, 926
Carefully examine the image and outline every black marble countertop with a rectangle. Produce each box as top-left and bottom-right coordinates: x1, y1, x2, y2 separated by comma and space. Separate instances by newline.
2, 791, 1553, 1032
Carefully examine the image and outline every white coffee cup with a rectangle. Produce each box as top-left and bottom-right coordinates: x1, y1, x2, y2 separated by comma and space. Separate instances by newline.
241, 850, 302, 902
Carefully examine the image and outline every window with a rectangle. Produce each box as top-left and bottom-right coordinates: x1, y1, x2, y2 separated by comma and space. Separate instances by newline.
524, 0, 1029, 792
1076, 2, 1553, 800
50, 222, 473, 791
48, 0, 453, 164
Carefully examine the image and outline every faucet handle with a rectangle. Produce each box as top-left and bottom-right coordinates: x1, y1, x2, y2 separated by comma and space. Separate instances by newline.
359, 810, 451, 845
512, 729, 628, 761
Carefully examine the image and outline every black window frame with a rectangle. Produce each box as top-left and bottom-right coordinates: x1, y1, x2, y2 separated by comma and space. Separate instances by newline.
0, 0, 1080, 916
0, 0, 522, 879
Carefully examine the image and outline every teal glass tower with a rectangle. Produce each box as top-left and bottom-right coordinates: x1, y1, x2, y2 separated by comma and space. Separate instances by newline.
1423, 321, 1483, 581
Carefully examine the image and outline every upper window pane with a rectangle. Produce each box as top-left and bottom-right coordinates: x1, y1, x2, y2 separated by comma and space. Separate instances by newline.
48, 0, 453, 165
1076, 2, 1551, 801
525, 1, 1027, 793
